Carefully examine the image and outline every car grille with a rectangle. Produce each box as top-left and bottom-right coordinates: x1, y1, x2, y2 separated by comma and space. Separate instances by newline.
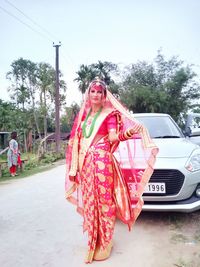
143, 169, 185, 196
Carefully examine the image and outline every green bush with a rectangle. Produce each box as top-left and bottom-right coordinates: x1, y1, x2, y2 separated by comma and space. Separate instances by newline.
40, 152, 65, 164
2, 168, 10, 177
24, 159, 38, 170
0, 151, 65, 179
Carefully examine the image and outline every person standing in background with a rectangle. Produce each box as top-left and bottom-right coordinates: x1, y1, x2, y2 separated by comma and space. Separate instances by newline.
7, 131, 19, 177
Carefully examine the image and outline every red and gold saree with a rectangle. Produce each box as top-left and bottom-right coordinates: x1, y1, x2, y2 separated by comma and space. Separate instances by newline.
65, 87, 158, 263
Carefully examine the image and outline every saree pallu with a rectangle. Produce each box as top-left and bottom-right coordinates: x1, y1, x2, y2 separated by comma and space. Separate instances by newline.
81, 139, 116, 263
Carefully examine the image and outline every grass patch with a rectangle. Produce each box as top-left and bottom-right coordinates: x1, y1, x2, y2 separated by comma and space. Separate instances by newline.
174, 255, 200, 267
0, 162, 61, 182
170, 233, 188, 244
0, 152, 65, 182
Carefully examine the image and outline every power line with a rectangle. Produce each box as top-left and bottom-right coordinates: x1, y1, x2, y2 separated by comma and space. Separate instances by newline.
1, 1, 76, 72
60, 49, 74, 66
4, 0, 60, 42
0, 5, 53, 42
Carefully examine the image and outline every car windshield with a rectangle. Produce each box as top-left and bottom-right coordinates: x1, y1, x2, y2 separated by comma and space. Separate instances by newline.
135, 115, 183, 138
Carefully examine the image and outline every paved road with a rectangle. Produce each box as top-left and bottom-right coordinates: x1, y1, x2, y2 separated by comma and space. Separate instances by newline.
0, 164, 199, 267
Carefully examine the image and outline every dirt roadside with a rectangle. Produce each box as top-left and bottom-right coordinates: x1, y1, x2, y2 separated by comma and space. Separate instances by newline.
0, 163, 199, 267
113, 211, 200, 267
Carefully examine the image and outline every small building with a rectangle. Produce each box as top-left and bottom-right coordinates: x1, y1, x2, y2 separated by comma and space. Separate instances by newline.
45, 132, 70, 142
0, 132, 10, 151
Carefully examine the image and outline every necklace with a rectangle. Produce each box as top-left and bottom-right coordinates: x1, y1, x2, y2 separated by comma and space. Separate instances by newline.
82, 107, 102, 138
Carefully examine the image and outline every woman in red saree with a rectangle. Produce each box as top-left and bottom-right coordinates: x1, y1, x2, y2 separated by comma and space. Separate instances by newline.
65, 78, 158, 263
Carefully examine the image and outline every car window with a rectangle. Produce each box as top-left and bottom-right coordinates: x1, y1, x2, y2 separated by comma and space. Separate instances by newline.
190, 117, 200, 130
135, 116, 183, 138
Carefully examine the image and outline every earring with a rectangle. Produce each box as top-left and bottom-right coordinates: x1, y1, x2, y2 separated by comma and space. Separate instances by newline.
87, 97, 91, 106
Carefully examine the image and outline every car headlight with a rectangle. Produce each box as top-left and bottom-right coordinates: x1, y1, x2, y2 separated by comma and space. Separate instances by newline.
185, 150, 200, 172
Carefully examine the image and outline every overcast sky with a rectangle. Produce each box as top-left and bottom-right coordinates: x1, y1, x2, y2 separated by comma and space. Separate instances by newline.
1, 0, 200, 106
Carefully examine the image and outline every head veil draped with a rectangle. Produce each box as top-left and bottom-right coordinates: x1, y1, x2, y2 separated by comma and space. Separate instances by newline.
65, 80, 158, 229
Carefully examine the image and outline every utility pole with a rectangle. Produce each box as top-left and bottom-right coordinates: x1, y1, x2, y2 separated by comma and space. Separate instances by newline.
53, 42, 61, 153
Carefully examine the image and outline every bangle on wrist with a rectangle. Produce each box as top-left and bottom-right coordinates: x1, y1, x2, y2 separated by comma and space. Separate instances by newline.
118, 128, 133, 141
118, 132, 126, 141
126, 129, 132, 138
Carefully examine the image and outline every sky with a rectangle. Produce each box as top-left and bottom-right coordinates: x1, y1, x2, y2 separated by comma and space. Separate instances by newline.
1, 0, 200, 106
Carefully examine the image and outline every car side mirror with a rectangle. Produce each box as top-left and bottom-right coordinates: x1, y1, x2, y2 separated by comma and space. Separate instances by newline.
184, 127, 191, 137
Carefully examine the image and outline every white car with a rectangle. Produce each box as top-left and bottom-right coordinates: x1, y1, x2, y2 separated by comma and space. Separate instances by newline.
115, 113, 200, 212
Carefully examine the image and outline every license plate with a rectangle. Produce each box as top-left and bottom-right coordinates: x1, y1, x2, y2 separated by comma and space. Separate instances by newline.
128, 182, 166, 195
144, 183, 166, 193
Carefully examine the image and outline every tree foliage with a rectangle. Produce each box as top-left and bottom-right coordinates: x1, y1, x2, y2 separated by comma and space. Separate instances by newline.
120, 51, 200, 122
60, 102, 80, 132
2, 52, 200, 152
74, 60, 119, 94
4, 58, 67, 151
0, 99, 33, 151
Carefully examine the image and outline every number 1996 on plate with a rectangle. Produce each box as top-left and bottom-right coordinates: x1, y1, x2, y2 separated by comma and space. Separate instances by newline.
144, 183, 166, 193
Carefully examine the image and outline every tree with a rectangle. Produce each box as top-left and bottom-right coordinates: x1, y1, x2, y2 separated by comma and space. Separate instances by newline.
90, 61, 119, 85
61, 103, 80, 132
36, 63, 55, 151
0, 99, 33, 151
74, 64, 97, 95
6, 58, 67, 152
0, 100, 16, 131
120, 51, 200, 122
37, 62, 67, 151
74, 61, 119, 95
6, 58, 41, 142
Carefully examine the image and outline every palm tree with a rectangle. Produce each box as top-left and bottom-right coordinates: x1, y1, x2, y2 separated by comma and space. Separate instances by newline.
37, 62, 67, 152
92, 61, 118, 85
74, 65, 97, 95
75, 61, 119, 96
6, 58, 42, 151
